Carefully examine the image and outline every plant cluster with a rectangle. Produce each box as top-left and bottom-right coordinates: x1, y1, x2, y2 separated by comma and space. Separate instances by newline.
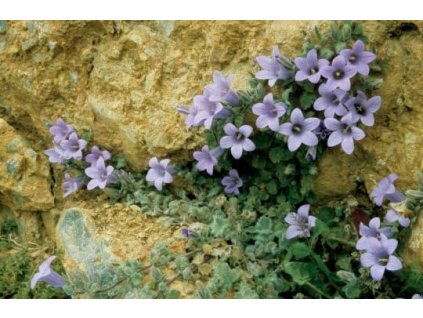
36, 21, 423, 299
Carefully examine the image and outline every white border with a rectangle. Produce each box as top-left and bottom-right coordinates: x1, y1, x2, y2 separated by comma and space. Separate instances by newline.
2, 299, 423, 318
0, 0, 422, 19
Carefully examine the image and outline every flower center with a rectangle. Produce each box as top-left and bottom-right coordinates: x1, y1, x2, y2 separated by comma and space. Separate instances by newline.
100, 170, 108, 180
349, 55, 357, 63
379, 258, 389, 265
331, 96, 340, 104
235, 132, 244, 141
292, 124, 303, 135
355, 103, 365, 115
71, 143, 79, 151
310, 67, 318, 74
341, 124, 352, 134
334, 70, 344, 79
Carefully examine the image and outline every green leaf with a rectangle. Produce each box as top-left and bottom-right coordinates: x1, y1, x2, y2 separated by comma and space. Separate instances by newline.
255, 216, 273, 236
266, 180, 278, 195
211, 212, 232, 238
342, 279, 361, 299
291, 242, 311, 260
300, 93, 316, 109
213, 262, 240, 290
269, 147, 284, 164
283, 262, 316, 285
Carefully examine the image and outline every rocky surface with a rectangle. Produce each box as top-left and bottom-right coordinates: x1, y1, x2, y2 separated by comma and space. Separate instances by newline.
0, 20, 422, 285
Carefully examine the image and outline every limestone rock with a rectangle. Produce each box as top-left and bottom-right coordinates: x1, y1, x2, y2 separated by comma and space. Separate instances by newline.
0, 118, 53, 211
56, 202, 189, 297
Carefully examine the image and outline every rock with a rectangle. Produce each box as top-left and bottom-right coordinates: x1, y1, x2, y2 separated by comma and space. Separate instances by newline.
56, 202, 189, 297
0, 118, 53, 211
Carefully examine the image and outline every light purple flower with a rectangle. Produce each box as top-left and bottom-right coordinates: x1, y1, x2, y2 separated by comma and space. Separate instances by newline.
193, 90, 231, 129
324, 113, 365, 155
145, 157, 175, 191
48, 118, 75, 144
356, 217, 392, 250
221, 169, 243, 195
294, 49, 329, 84
284, 204, 316, 239
340, 40, 376, 76
345, 91, 381, 126
60, 132, 87, 161
31, 256, 65, 290
313, 83, 348, 118
252, 93, 287, 132
85, 146, 111, 165
314, 122, 331, 141
360, 235, 402, 281
255, 46, 291, 87
176, 104, 201, 130
369, 174, 405, 206
205, 71, 239, 105
412, 294, 423, 299
219, 123, 256, 159
306, 146, 317, 161
181, 228, 196, 238
62, 173, 84, 198
193, 145, 222, 176
385, 208, 410, 228
278, 108, 320, 152
44, 146, 67, 164
321, 55, 357, 91
85, 157, 114, 190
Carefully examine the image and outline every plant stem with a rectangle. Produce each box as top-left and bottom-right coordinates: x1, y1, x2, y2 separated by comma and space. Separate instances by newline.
304, 281, 331, 299
327, 236, 356, 248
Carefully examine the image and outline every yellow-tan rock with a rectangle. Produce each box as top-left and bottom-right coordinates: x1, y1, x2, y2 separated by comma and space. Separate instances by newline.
0, 118, 53, 211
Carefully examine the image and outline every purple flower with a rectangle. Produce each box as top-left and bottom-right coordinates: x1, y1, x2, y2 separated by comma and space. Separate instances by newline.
31, 256, 65, 290
145, 157, 175, 191
321, 55, 357, 91
181, 228, 196, 238
252, 93, 287, 132
314, 121, 331, 141
193, 90, 231, 129
324, 113, 365, 155
345, 91, 381, 126
313, 83, 348, 118
294, 49, 329, 84
48, 118, 75, 144
85, 157, 114, 190
219, 123, 256, 159
385, 208, 410, 228
205, 71, 239, 105
60, 132, 87, 161
360, 235, 402, 281
284, 204, 316, 239
356, 217, 392, 250
306, 146, 317, 161
176, 104, 201, 130
85, 146, 111, 165
193, 145, 222, 176
340, 40, 376, 76
278, 108, 320, 152
62, 173, 84, 198
369, 174, 405, 206
44, 146, 67, 164
412, 294, 423, 299
255, 46, 291, 87
221, 169, 243, 195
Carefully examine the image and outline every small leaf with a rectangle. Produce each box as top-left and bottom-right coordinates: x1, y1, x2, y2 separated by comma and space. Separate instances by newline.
291, 242, 311, 260
266, 180, 278, 195
300, 93, 316, 109
269, 147, 284, 164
